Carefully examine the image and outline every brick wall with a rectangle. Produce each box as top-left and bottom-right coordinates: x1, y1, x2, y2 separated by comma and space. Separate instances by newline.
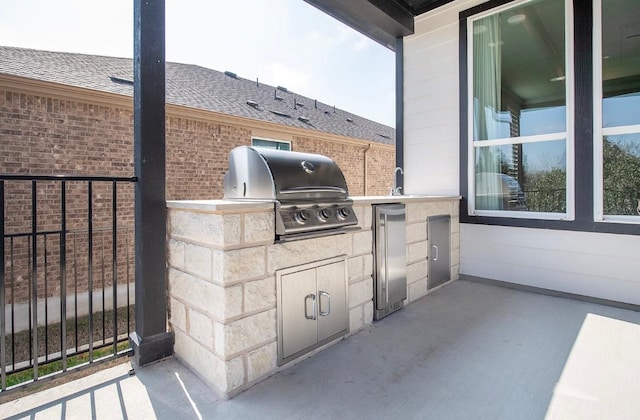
165, 116, 250, 200
1, 86, 394, 303
366, 146, 396, 196
294, 135, 394, 196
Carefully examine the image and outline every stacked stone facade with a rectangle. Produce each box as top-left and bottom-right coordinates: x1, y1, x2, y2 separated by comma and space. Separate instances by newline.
166, 201, 375, 396
166, 196, 460, 397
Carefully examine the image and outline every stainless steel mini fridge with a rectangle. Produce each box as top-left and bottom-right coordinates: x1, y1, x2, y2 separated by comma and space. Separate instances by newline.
373, 204, 407, 320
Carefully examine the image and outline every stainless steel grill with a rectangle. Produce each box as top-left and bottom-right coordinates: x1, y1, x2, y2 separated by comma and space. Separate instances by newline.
223, 146, 359, 241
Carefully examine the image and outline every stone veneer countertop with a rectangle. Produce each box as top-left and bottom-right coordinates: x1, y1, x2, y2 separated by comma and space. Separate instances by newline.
166, 195, 461, 210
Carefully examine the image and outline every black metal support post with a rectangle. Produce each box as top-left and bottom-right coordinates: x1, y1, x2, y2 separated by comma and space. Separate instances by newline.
129, 0, 174, 366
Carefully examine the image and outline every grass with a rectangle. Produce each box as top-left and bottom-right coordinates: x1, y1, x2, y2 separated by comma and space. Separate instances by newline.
5, 341, 131, 388
2, 305, 134, 389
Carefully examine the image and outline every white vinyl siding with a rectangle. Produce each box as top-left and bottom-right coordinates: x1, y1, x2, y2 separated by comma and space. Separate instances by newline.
461, 224, 640, 305
403, 3, 468, 196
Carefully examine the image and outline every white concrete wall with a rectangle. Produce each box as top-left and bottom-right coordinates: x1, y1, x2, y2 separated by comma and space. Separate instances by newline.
406, 0, 640, 304
461, 224, 640, 305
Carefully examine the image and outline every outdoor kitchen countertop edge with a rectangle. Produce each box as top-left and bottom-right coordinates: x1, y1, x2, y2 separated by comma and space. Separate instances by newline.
166, 195, 461, 211
350, 195, 461, 205
166, 199, 275, 212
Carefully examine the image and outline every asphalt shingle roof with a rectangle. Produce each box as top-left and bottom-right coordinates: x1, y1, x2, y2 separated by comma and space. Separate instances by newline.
0, 46, 395, 145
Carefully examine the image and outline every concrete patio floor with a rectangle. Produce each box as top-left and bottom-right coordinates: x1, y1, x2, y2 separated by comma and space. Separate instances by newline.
1, 279, 639, 419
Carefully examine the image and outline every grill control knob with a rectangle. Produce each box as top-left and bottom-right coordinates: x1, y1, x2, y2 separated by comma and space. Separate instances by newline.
294, 209, 311, 224
318, 208, 332, 222
336, 207, 351, 220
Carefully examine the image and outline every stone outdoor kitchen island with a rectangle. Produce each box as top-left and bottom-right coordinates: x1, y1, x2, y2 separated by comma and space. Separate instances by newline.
166, 196, 460, 398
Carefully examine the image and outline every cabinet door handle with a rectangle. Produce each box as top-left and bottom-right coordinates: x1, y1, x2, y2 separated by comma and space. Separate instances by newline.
318, 291, 330, 316
383, 213, 389, 305
304, 294, 316, 320
432, 245, 439, 261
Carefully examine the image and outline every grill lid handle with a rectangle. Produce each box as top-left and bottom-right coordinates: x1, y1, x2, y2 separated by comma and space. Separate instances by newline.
279, 186, 347, 195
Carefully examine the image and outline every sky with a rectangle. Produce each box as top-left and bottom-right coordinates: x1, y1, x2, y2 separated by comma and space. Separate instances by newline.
0, 0, 396, 127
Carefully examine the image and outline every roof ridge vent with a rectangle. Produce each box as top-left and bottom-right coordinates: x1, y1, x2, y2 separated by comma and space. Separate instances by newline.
224, 71, 238, 79
109, 76, 134, 85
276, 86, 288, 93
269, 109, 291, 118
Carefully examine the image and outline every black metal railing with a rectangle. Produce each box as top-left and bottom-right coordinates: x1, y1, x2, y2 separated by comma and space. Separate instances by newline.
1, 174, 136, 392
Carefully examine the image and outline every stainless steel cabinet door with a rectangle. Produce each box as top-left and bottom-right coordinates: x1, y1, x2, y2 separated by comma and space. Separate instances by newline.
280, 269, 318, 359
316, 260, 347, 343
428, 215, 450, 289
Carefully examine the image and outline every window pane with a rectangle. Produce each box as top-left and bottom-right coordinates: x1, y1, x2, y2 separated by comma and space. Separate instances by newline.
472, 0, 566, 141
475, 140, 566, 212
602, 0, 640, 128
603, 133, 640, 216
252, 139, 291, 151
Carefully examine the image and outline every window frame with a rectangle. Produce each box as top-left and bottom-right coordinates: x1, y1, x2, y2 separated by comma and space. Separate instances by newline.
459, 0, 640, 235
251, 137, 292, 151
593, 0, 640, 223
466, 0, 575, 220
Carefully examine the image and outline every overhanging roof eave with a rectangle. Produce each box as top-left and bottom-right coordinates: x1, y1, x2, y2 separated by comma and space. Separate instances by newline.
303, 0, 414, 51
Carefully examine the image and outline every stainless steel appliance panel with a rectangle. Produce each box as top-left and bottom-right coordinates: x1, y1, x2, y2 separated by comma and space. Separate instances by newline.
428, 215, 451, 289
277, 256, 348, 366
280, 269, 318, 360
316, 260, 348, 343
373, 204, 407, 320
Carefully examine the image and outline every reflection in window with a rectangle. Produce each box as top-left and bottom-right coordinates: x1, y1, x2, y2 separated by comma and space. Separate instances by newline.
470, 0, 568, 214
603, 92, 640, 128
520, 105, 566, 136
475, 141, 566, 212
604, 134, 640, 215
472, 0, 566, 142
601, 0, 640, 217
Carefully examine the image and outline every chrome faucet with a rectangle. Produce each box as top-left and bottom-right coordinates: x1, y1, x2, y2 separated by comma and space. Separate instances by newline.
391, 167, 404, 196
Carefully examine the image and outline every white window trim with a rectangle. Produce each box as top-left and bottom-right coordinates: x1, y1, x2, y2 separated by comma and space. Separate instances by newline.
251, 137, 292, 150
466, 0, 575, 220
593, 0, 604, 221
593, 0, 640, 223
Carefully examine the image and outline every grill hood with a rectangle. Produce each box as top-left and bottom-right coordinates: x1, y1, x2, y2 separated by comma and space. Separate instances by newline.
223, 146, 359, 241
223, 146, 350, 201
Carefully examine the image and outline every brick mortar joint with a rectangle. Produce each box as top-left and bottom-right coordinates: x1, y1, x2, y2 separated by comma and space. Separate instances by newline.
214, 304, 277, 326
348, 275, 372, 285
407, 275, 428, 285
407, 256, 428, 265
349, 298, 373, 309
168, 294, 228, 324
216, 337, 278, 362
